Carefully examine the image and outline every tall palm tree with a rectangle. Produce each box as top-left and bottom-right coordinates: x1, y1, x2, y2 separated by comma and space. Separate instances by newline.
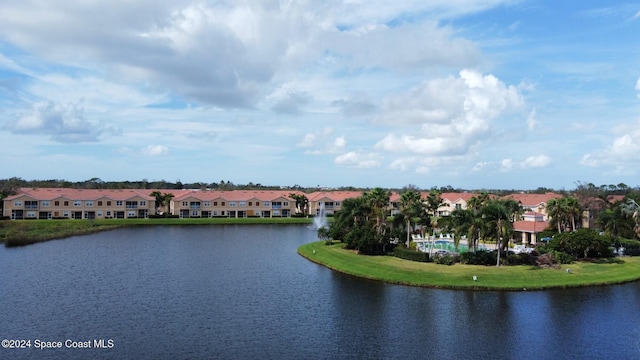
150, 191, 163, 214
364, 187, 391, 242
620, 198, 640, 238
481, 199, 515, 266
399, 189, 424, 247
546, 198, 564, 233
162, 192, 175, 216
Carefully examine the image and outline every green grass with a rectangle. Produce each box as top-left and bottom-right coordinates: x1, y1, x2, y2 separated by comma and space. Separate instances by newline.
0, 217, 313, 247
298, 241, 640, 291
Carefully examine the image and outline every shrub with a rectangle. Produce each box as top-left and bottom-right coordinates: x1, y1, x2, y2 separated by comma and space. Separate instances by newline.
506, 253, 537, 266
619, 239, 640, 256
459, 249, 496, 266
393, 247, 430, 262
434, 254, 457, 265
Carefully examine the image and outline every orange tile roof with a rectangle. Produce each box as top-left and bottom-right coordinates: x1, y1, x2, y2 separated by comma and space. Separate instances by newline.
307, 191, 363, 202
8, 188, 154, 201
501, 193, 563, 206
513, 220, 549, 233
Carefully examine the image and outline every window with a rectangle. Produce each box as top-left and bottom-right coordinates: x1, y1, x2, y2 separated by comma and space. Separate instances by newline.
25, 201, 38, 209
27, 211, 36, 218
191, 210, 199, 217
204, 201, 211, 207
248, 202, 253, 206
190, 202, 201, 209
86, 201, 93, 207
64, 201, 69, 206
107, 201, 112, 206
63, 211, 69, 217
106, 211, 111, 217
74, 201, 82, 207
213, 210, 218, 216
239, 202, 246, 207
97, 211, 103, 217
42, 201, 50, 207
116, 201, 123, 207
13, 201, 22, 207
283, 202, 289, 207
213, 201, 218, 206
126, 201, 138, 209
55, 201, 60, 206
140, 201, 146, 206
221, 202, 226, 206
97, 201, 103, 206
182, 201, 189, 207
264, 202, 270, 207
127, 211, 136, 217
230, 202, 236, 207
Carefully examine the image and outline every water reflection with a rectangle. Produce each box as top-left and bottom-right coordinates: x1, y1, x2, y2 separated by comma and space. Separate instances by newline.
1, 225, 640, 359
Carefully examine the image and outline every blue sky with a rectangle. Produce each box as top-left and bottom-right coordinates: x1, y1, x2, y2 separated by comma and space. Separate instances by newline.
0, 1, 639, 190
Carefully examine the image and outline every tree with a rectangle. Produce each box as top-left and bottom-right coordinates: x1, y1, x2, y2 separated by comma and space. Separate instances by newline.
364, 188, 391, 243
150, 191, 164, 213
398, 189, 424, 247
161, 193, 175, 216
480, 199, 514, 266
620, 198, 640, 238
289, 193, 310, 216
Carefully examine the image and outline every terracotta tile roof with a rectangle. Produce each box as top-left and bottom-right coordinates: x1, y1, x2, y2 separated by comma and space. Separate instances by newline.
439, 192, 480, 203
173, 190, 303, 202
7, 188, 154, 201
513, 220, 549, 233
501, 193, 563, 206
307, 191, 363, 202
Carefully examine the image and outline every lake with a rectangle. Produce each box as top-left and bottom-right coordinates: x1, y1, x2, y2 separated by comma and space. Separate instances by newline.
1, 224, 640, 359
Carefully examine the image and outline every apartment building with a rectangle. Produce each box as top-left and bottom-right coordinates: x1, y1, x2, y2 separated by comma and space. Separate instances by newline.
3, 188, 156, 219
171, 190, 301, 218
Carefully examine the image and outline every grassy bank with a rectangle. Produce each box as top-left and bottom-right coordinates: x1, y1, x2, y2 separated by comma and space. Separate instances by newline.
0, 217, 313, 247
298, 241, 640, 291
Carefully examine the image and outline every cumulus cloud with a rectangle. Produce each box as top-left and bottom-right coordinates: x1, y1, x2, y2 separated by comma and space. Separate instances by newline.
581, 123, 640, 167
334, 151, 381, 168
3, 101, 118, 142
332, 94, 377, 117
374, 69, 523, 159
521, 154, 551, 168
141, 144, 169, 156
636, 77, 640, 98
271, 91, 313, 115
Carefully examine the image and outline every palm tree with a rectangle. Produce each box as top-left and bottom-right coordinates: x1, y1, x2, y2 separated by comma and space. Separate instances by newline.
481, 199, 516, 266
364, 187, 391, 242
162, 192, 175, 216
289, 193, 310, 216
150, 191, 163, 214
620, 198, 640, 238
399, 189, 424, 247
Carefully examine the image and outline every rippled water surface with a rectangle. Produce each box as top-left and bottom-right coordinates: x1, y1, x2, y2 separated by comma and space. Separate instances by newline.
2, 225, 640, 359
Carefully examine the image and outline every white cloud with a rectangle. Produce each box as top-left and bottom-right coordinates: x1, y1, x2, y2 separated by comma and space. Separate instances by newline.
501, 158, 514, 171
297, 127, 334, 149
636, 77, 640, 98
581, 124, 640, 168
141, 144, 169, 156
334, 151, 381, 168
521, 154, 551, 169
333, 136, 346, 149
3, 101, 118, 143
374, 69, 523, 157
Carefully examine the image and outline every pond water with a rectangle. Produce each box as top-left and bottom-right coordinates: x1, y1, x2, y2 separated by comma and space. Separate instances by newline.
1, 224, 640, 359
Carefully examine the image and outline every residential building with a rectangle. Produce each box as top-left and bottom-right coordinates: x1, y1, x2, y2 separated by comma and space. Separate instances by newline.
3, 188, 156, 220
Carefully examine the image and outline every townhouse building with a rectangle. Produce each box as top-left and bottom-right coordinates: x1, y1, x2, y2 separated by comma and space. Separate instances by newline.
3, 188, 156, 220
170, 190, 301, 218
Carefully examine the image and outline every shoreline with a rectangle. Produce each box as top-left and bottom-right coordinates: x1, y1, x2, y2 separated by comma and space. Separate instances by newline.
0, 217, 313, 247
298, 241, 640, 291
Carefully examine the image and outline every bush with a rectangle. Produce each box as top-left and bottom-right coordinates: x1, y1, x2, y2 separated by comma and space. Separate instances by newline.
459, 249, 496, 266
434, 254, 457, 265
393, 247, 430, 262
506, 253, 537, 266
619, 239, 640, 256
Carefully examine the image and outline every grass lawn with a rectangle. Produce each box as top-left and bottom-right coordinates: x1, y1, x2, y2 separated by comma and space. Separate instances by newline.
298, 241, 640, 291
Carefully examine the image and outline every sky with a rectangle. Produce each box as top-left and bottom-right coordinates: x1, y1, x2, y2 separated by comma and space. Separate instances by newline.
0, 1, 639, 190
